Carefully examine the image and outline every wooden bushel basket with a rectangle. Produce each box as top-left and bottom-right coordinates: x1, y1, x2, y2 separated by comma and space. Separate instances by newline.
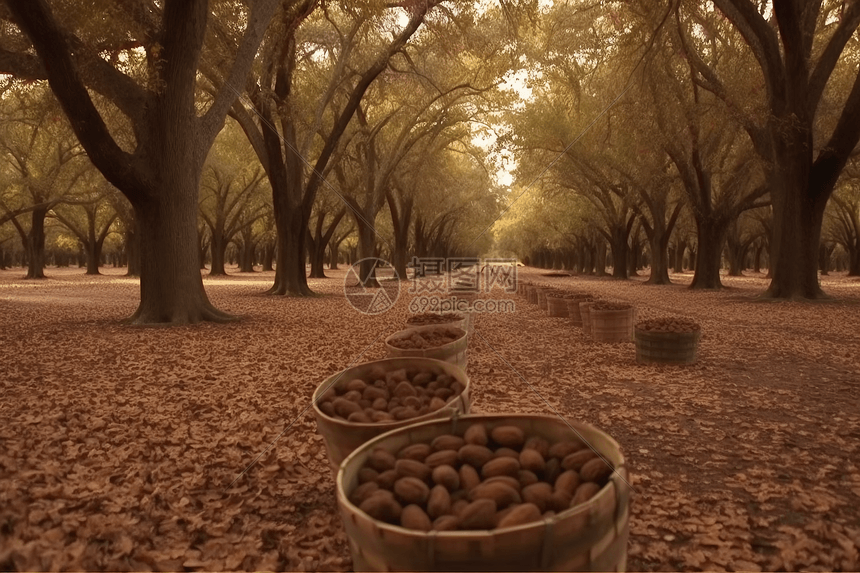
635, 328, 701, 364
526, 286, 539, 305
546, 295, 569, 318
590, 307, 635, 343
579, 302, 594, 338
385, 325, 468, 371
566, 297, 592, 327
336, 413, 631, 572
536, 288, 552, 310
312, 358, 471, 475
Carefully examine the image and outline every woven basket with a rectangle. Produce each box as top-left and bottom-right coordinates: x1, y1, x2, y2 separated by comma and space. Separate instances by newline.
565, 297, 592, 327
590, 307, 635, 343
336, 413, 630, 572
526, 286, 538, 305
385, 325, 468, 370
546, 296, 569, 318
312, 358, 471, 475
579, 302, 595, 338
536, 288, 552, 311
635, 328, 701, 364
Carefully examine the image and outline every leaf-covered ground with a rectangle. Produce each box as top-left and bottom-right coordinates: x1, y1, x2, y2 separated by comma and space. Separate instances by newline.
0, 266, 858, 571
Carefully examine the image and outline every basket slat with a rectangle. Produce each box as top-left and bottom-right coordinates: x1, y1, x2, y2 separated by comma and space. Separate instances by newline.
634, 328, 700, 364
546, 296, 570, 317
590, 308, 635, 343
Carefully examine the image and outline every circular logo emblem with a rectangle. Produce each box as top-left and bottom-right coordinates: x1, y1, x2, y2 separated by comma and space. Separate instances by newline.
344, 257, 400, 315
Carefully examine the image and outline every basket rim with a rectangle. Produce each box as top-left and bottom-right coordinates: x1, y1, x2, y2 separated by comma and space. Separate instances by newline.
634, 324, 702, 334
589, 305, 634, 313
311, 357, 469, 429
336, 412, 627, 538
384, 324, 467, 350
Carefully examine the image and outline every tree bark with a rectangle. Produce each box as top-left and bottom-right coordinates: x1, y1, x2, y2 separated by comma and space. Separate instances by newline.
355, 216, 380, 287
328, 243, 339, 270
308, 234, 327, 278
209, 231, 227, 276
595, 242, 607, 276
673, 239, 686, 273
387, 189, 413, 281
238, 239, 256, 272
690, 218, 727, 289
269, 207, 311, 295
819, 243, 835, 276
763, 138, 828, 297
131, 194, 227, 324
752, 241, 763, 273
125, 226, 141, 277
609, 240, 628, 279
25, 206, 48, 279
308, 208, 345, 279
648, 233, 672, 284
261, 241, 275, 272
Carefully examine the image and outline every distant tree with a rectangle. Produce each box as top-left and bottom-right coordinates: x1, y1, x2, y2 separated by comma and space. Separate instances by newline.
52, 182, 119, 275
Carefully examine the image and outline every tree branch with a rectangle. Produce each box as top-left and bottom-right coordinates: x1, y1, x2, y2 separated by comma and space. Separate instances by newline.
4, 0, 148, 202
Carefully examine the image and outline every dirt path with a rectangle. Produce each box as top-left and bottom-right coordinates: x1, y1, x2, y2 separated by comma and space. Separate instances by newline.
0, 267, 858, 571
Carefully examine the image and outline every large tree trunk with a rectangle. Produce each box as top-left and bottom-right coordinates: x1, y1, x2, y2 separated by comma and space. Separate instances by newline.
849, 249, 860, 276
753, 242, 763, 274
84, 212, 101, 275
308, 236, 327, 278
356, 218, 379, 287
690, 218, 727, 289
85, 241, 101, 275
131, 193, 228, 324
307, 209, 345, 279
239, 240, 256, 272
608, 232, 628, 279
627, 243, 639, 277
392, 240, 408, 281
764, 124, 828, 297
270, 206, 311, 295
648, 232, 672, 285
673, 239, 686, 273
261, 241, 275, 272
595, 242, 607, 276
125, 226, 141, 278
85, 249, 100, 275
818, 243, 835, 276
766, 191, 826, 296
577, 243, 588, 274
329, 243, 339, 270
726, 239, 748, 277
209, 231, 227, 276
25, 206, 48, 279
388, 191, 412, 281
